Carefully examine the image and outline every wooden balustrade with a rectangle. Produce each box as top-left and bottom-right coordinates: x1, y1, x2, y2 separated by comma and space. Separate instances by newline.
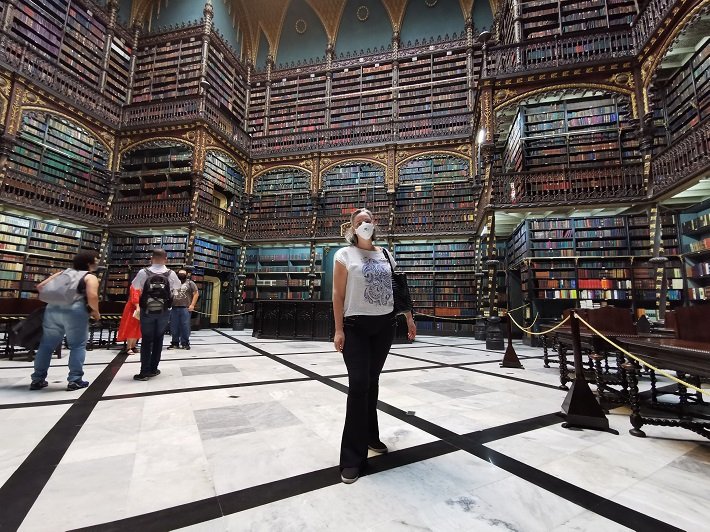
651, 118, 710, 194
491, 163, 645, 208
111, 198, 191, 224
1, 169, 106, 222
633, 0, 676, 51
195, 202, 245, 240
0, 34, 122, 126
486, 30, 634, 77
122, 97, 201, 127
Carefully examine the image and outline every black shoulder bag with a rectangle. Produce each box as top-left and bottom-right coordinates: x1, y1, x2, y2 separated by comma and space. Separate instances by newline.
382, 248, 413, 315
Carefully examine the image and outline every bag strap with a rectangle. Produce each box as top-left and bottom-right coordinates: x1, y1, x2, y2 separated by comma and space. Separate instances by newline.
381, 248, 395, 273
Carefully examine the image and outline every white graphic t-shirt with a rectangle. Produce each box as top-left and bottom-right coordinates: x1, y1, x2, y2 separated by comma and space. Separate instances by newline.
334, 245, 395, 317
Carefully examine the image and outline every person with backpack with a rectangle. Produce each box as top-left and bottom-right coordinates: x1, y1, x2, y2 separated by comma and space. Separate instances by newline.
131, 249, 181, 381
29, 250, 101, 391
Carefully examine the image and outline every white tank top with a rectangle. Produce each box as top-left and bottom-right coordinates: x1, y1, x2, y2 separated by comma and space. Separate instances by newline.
334, 245, 395, 317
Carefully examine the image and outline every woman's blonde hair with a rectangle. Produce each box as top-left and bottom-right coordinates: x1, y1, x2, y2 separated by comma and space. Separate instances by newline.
345, 208, 376, 245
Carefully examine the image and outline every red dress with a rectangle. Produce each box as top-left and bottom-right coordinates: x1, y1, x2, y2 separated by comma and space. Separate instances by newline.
117, 286, 141, 341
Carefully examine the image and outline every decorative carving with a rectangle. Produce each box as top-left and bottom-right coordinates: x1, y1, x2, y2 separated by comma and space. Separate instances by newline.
295, 19, 307, 34
356, 5, 369, 21
493, 88, 516, 106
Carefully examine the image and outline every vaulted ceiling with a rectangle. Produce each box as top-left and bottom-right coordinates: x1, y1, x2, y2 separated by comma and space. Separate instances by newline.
129, 0, 498, 63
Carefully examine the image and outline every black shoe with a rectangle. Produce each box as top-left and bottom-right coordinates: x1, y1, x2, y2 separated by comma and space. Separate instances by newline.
29, 380, 48, 390
182, 344, 190, 351
147, 369, 161, 377
340, 467, 359, 484
133, 374, 149, 381
166, 344, 179, 350
66, 380, 89, 391
368, 441, 389, 454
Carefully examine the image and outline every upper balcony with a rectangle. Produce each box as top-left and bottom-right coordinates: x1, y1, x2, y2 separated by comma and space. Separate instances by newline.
0, 33, 122, 128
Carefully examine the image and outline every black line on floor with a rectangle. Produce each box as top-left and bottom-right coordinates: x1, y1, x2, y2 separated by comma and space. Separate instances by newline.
71, 440, 456, 532
0, 398, 77, 410
0, 353, 128, 531
213, 329, 680, 532
472, 446, 682, 532
387, 350, 559, 390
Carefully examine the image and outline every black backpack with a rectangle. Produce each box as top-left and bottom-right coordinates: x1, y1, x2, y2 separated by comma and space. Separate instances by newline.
139, 269, 173, 312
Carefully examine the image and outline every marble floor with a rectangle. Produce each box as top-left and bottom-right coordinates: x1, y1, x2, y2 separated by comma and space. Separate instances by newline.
0, 329, 707, 531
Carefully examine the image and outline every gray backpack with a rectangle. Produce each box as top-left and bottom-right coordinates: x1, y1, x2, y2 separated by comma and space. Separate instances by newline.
38, 269, 88, 305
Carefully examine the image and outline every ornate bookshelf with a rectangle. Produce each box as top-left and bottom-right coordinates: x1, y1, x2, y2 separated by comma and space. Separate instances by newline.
681, 210, 710, 303
132, 33, 203, 103
0, 212, 101, 299
246, 168, 313, 241
105, 233, 188, 301
244, 246, 323, 307
516, 0, 637, 41
206, 38, 247, 125
112, 142, 193, 224
507, 214, 683, 318
393, 155, 475, 234
316, 162, 388, 238
393, 241, 478, 334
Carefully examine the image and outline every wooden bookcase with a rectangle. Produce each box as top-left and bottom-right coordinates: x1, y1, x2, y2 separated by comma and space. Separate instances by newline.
393, 241, 477, 334
0, 212, 101, 299
681, 210, 710, 303
507, 214, 683, 319
105, 233, 189, 301
246, 169, 313, 241
516, 0, 637, 41
8, 111, 110, 200
133, 34, 203, 103
316, 162, 388, 238
116, 142, 193, 201
393, 155, 474, 234
206, 39, 247, 125
244, 246, 323, 309
502, 93, 638, 172
654, 39, 709, 144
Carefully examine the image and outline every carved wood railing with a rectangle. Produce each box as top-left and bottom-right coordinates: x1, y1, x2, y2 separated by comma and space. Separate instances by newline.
0, 33, 122, 127
251, 113, 474, 156
122, 97, 251, 153
651, 118, 710, 195
1, 169, 107, 222
122, 97, 201, 127
195, 202, 245, 240
633, 0, 677, 51
111, 198, 191, 224
490, 163, 645, 208
486, 30, 635, 77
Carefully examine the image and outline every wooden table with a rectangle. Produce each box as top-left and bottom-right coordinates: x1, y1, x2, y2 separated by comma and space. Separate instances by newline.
617, 337, 710, 439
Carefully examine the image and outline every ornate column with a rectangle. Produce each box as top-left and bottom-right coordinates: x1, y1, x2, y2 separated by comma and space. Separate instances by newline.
185, 129, 208, 267
263, 56, 274, 134
126, 23, 142, 105
233, 245, 248, 330
485, 212, 504, 350
99, 0, 119, 94
324, 42, 334, 130
244, 61, 252, 133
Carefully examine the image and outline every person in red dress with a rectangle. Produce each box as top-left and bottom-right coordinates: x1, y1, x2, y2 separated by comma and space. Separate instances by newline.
117, 285, 141, 355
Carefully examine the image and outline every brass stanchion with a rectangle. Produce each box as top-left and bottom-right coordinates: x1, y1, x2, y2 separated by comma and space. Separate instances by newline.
560, 312, 610, 431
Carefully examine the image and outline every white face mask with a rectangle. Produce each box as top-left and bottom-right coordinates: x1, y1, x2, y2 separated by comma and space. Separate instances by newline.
355, 222, 375, 241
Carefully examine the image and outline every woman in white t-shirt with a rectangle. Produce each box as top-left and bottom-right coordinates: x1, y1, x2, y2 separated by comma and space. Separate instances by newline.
333, 208, 416, 484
